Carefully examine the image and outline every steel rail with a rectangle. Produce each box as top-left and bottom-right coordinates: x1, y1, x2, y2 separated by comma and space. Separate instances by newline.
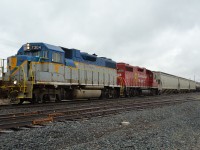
0, 97, 199, 131
0, 92, 196, 110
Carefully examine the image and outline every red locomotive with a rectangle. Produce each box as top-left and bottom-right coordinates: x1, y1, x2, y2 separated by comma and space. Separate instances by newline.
117, 63, 158, 97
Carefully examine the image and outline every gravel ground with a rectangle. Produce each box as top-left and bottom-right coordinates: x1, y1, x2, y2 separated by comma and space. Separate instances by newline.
1, 98, 200, 149
0, 99, 10, 105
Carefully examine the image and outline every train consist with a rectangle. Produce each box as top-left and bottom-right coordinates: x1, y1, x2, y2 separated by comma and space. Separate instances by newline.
0, 42, 198, 104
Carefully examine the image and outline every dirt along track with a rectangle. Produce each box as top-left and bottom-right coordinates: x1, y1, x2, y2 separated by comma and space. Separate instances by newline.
0, 92, 199, 132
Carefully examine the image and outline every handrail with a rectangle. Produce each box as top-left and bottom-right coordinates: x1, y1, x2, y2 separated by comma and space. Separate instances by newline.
9, 62, 27, 93
30, 62, 35, 94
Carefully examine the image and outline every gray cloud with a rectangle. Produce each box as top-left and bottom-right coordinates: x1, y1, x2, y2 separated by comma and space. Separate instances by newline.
0, 0, 200, 80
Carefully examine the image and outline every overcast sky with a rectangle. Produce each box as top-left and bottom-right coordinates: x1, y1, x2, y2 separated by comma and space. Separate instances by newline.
0, 0, 199, 81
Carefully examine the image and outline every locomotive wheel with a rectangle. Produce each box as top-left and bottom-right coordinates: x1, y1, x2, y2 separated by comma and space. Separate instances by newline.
134, 90, 139, 96
31, 94, 36, 104
55, 94, 61, 102
130, 89, 134, 97
125, 91, 130, 98
32, 94, 42, 104
113, 90, 118, 98
99, 90, 106, 100
18, 99, 24, 105
42, 95, 50, 103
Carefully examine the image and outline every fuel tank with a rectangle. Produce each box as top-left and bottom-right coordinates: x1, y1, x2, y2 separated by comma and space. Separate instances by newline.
73, 89, 101, 99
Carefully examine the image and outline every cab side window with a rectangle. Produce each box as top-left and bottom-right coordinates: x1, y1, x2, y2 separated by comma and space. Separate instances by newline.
43, 51, 49, 58
52, 52, 62, 63
32, 51, 40, 57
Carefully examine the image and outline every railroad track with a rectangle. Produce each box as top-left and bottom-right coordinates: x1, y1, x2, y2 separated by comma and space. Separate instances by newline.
0, 92, 196, 110
0, 96, 199, 132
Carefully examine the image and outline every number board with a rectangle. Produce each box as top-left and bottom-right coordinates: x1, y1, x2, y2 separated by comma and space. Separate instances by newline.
24, 45, 42, 51
30, 45, 42, 50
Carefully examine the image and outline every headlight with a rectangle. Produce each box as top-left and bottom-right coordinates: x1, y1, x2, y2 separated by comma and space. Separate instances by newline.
27, 43, 30, 50
14, 80, 17, 85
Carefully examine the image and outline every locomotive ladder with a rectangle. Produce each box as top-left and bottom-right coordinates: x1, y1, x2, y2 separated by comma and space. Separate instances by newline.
118, 76, 126, 96
19, 62, 35, 98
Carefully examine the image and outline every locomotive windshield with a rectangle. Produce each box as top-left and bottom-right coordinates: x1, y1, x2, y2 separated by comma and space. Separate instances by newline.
25, 51, 40, 56
23, 43, 43, 57
24, 50, 48, 59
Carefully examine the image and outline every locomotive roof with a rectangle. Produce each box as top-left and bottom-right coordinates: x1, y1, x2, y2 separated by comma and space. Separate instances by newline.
16, 42, 117, 69
44, 43, 64, 52
19, 42, 64, 53
153, 71, 195, 82
62, 47, 117, 69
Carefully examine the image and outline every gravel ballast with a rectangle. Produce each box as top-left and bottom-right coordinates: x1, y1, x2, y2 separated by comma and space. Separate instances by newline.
1, 100, 200, 149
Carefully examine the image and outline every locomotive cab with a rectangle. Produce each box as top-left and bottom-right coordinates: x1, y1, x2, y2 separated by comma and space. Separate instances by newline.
18, 43, 64, 64
4, 43, 65, 103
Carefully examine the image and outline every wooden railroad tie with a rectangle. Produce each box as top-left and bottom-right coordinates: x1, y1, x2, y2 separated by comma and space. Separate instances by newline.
32, 117, 53, 125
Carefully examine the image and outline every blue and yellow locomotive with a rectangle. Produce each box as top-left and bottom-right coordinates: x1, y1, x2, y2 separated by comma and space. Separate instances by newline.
3, 43, 119, 104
